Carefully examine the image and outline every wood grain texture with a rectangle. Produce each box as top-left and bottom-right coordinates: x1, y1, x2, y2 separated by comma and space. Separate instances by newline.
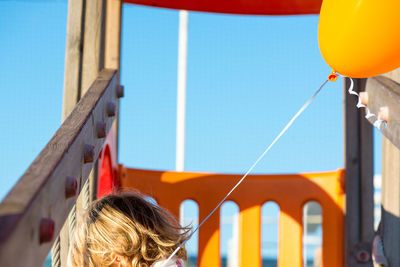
366, 76, 400, 150
344, 78, 374, 267
59, 1, 87, 264
62, 0, 85, 120
379, 70, 400, 267
0, 69, 118, 267
105, 0, 122, 72
105, 0, 122, 161
81, 0, 106, 94
381, 137, 400, 266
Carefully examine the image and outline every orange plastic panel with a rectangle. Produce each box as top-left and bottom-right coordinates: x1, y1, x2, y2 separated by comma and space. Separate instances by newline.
119, 167, 344, 267
123, 0, 323, 15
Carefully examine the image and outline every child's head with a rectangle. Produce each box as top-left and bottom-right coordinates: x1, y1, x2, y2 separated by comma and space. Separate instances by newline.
68, 192, 189, 267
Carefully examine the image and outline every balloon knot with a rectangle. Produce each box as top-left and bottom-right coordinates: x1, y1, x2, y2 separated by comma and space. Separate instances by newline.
328, 72, 338, 82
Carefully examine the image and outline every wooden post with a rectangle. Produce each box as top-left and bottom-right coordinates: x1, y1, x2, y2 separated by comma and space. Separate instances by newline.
105, 0, 122, 160
56, 0, 111, 266
344, 78, 374, 266
57, 0, 87, 265
380, 70, 400, 266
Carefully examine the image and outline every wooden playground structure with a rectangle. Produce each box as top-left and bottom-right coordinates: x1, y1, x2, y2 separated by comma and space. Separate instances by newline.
1, 0, 400, 266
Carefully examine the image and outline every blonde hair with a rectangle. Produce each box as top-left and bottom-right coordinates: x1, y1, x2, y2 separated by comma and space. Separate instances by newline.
68, 192, 189, 267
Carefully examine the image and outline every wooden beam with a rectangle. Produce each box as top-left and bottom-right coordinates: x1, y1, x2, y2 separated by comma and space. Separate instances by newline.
381, 136, 400, 266
59, 0, 90, 264
0, 69, 118, 267
376, 70, 400, 266
365, 76, 400, 150
344, 78, 374, 266
58, 1, 112, 265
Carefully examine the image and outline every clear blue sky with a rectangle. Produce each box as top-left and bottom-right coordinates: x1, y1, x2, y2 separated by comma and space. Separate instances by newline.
0, 0, 383, 261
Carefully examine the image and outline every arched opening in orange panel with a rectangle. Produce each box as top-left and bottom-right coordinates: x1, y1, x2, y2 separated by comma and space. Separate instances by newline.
180, 199, 199, 266
261, 202, 279, 267
119, 168, 344, 267
302, 201, 322, 267
220, 201, 239, 267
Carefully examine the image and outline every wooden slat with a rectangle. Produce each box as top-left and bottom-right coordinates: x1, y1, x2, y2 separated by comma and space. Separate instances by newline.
366, 76, 400, 150
0, 69, 118, 267
344, 78, 374, 267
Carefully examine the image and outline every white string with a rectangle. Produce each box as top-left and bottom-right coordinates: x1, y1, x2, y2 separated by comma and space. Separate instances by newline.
343, 76, 386, 130
162, 79, 329, 266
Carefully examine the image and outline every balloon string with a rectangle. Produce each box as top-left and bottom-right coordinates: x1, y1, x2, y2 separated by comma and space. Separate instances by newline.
342, 76, 386, 130
162, 79, 329, 266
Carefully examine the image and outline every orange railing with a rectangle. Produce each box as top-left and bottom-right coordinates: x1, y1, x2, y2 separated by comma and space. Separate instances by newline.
119, 167, 345, 267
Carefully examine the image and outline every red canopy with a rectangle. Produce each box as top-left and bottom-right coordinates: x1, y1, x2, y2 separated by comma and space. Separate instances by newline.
123, 0, 322, 15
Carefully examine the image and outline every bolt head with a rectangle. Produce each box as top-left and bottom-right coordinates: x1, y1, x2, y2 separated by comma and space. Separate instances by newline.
39, 218, 55, 244
96, 121, 106, 139
106, 102, 116, 117
117, 85, 124, 98
356, 249, 370, 263
84, 144, 95, 163
65, 176, 78, 198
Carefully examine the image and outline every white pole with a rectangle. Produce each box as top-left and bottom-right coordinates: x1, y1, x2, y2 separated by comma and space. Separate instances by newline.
176, 10, 188, 172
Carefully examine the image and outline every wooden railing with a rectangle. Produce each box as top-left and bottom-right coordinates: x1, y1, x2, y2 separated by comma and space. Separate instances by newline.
119, 167, 345, 267
0, 69, 120, 266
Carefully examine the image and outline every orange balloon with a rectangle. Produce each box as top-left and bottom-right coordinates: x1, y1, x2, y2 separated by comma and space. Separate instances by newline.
318, 0, 400, 78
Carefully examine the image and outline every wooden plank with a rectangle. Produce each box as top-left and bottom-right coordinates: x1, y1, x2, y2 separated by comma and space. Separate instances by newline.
365, 76, 400, 150
105, 0, 122, 72
58, 1, 111, 265
381, 136, 400, 266
59, 0, 87, 264
0, 69, 118, 267
62, 0, 86, 121
379, 70, 400, 266
344, 78, 374, 267
105, 0, 122, 160
81, 0, 106, 94
81, 0, 106, 206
